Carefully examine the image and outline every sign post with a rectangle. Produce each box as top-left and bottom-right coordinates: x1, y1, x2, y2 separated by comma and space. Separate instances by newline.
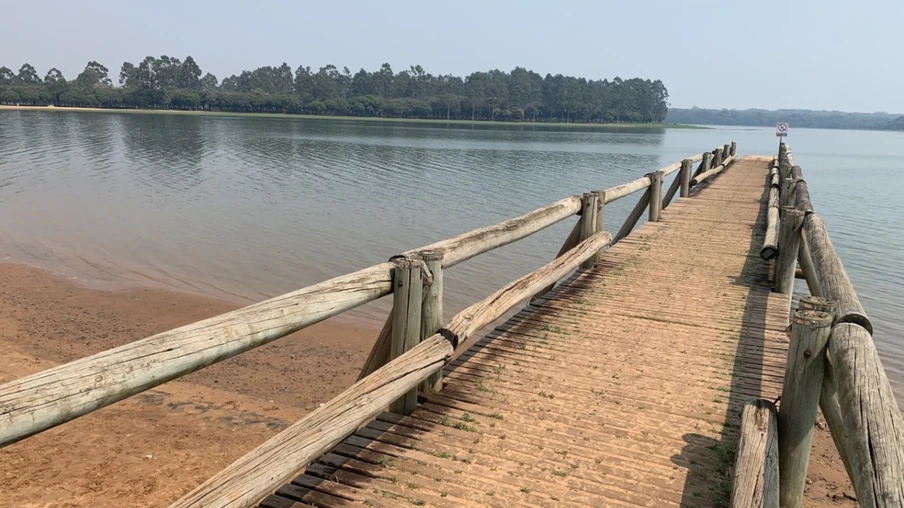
776, 122, 789, 153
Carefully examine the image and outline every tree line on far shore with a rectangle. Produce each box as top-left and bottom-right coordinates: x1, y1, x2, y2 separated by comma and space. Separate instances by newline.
0, 57, 669, 123
666, 107, 904, 131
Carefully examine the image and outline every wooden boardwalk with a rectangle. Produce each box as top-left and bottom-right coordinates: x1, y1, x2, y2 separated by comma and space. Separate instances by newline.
263, 156, 793, 507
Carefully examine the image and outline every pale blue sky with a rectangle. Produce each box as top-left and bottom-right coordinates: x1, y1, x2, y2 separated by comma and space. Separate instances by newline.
2, 0, 900, 112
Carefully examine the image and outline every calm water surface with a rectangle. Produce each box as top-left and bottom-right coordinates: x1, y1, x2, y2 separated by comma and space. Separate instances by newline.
1, 111, 902, 399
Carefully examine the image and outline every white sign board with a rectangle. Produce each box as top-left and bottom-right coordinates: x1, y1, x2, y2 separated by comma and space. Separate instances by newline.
776, 122, 789, 137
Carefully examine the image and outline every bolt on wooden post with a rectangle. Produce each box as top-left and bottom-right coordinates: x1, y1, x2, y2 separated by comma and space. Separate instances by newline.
647, 171, 664, 222
419, 250, 443, 394
774, 207, 805, 294
679, 159, 692, 198
778, 310, 833, 508
390, 256, 425, 415
579, 192, 600, 269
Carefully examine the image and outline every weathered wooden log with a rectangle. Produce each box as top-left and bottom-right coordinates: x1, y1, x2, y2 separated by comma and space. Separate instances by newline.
679, 158, 692, 198
802, 214, 872, 333
406, 195, 581, 268
691, 155, 735, 186
774, 207, 804, 294
713, 147, 724, 167
170, 336, 453, 508
797, 234, 821, 296
730, 399, 779, 508
797, 296, 856, 484
0, 262, 396, 447
603, 175, 651, 204
760, 187, 780, 260
693, 152, 713, 179
531, 219, 582, 302
419, 250, 444, 394
790, 165, 803, 181
592, 190, 606, 265
780, 173, 797, 210
648, 171, 664, 222
614, 188, 651, 242
439, 231, 612, 348
358, 312, 393, 381
794, 179, 813, 214
778, 310, 834, 508
828, 323, 904, 507
389, 257, 425, 415
579, 192, 600, 269
724, 143, 731, 161
730, 141, 737, 157
661, 172, 681, 209
659, 160, 683, 177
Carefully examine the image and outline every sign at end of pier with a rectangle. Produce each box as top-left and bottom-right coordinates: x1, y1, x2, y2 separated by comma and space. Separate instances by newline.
776, 122, 789, 137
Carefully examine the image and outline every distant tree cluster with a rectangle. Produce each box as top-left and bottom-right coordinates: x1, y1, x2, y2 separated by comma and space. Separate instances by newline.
0, 57, 670, 123
666, 107, 904, 131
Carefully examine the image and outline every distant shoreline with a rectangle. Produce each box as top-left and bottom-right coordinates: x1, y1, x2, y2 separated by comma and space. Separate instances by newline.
0, 105, 703, 129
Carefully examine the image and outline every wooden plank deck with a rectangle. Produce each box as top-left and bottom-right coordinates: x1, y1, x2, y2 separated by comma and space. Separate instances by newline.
260, 157, 793, 508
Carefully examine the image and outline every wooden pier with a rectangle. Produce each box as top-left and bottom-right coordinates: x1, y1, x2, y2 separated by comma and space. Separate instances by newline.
1, 143, 902, 507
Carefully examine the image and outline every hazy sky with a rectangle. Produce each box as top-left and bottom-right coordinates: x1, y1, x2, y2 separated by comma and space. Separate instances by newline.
2, 0, 901, 113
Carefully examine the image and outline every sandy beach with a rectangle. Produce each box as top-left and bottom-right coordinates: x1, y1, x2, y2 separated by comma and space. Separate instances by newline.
0, 262, 379, 507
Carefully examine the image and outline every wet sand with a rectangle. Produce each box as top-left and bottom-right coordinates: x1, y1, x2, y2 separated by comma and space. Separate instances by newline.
0, 263, 856, 507
0, 262, 378, 507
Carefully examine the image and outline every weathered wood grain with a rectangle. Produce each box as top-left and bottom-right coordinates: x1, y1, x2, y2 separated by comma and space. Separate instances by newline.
438, 231, 612, 348
0, 262, 396, 447
170, 336, 453, 508
828, 323, 904, 507
802, 214, 872, 333
778, 310, 834, 508
648, 171, 664, 222
406, 195, 582, 268
614, 188, 651, 242
774, 207, 804, 294
730, 399, 779, 508
602, 175, 651, 204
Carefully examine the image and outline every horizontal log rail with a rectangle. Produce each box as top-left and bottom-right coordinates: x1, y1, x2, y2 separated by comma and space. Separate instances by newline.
691, 154, 736, 186
172, 230, 612, 508
767, 143, 903, 506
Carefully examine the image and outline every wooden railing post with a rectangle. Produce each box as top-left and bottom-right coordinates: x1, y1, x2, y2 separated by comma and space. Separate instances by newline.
796, 296, 856, 485
579, 192, 600, 269
592, 190, 606, 265
774, 207, 804, 294
723, 143, 731, 161
713, 147, 724, 168
693, 152, 712, 180
778, 309, 834, 508
679, 159, 692, 198
730, 141, 737, 157
648, 171, 664, 222
730, 399, 780, 508
390, 256, 425, 415
419, 250, 443, 394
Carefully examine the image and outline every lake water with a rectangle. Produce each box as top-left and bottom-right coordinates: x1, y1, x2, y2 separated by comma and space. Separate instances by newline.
1, 111, 902, 400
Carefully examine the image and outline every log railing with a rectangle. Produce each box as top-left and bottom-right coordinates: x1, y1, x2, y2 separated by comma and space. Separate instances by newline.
0, 142, 737, 508
734, 142, 904, 508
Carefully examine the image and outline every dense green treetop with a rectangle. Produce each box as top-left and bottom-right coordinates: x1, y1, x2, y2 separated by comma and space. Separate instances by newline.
0, 56, 669, 123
